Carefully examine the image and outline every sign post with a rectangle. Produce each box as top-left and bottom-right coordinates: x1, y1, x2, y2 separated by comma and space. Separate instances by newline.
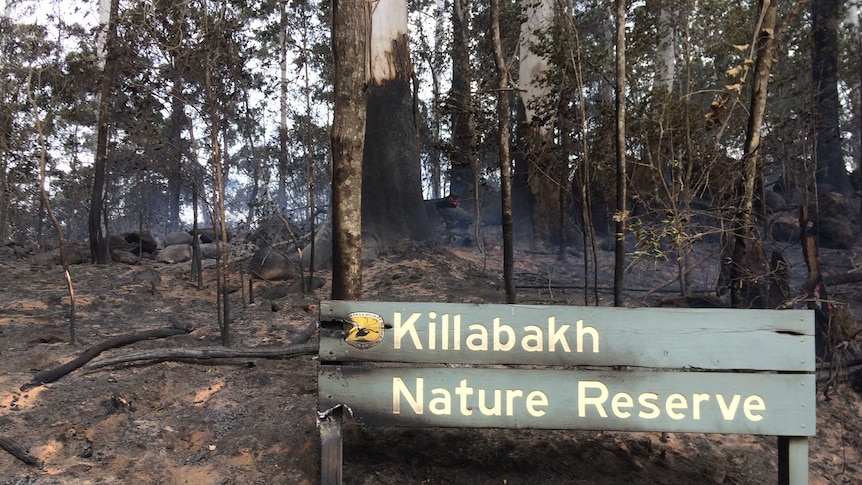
317, 301, 815, 485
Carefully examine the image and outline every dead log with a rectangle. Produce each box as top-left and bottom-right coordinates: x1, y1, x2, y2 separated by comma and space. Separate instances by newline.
83, 343, 318, 371
21, 324, 192, 391
0, 434, 41, 467
822, 270, 862, 286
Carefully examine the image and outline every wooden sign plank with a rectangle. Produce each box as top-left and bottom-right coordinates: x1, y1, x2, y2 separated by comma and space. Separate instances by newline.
319, 301, 814, 371
319, 366, 816, 436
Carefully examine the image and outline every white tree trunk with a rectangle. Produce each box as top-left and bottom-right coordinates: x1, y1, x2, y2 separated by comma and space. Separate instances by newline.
654, 3, 675, 93
518, 0, 554, 133
96, 0, 111, 70
369, 0, 408, 83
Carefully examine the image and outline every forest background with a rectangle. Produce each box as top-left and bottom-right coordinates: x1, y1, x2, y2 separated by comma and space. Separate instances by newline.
1, 0, 861, 313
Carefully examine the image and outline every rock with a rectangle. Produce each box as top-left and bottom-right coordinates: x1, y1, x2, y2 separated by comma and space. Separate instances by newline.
814, 215, 857, 250
108, 234, 135, 252
29, 251, 56, 268
302, 218, 332, 270
817, 191, 858, 218
251, 245, 298, 281
157, 244, 191, 263
190, 228, 231, 244
111, 249, 139, 265
164, 231, 194, 247
770, 215, 800, 243
193, 228, 217, 243
123, 231, 158, 254
61, 246, 87, 265
764, 190, 785, 212
200, 242, 222, 259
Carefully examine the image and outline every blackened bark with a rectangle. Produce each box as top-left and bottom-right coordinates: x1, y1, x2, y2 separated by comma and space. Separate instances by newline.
613, 0, 627, 307
812, 0, 852, 193
491, 0, 515, 303
363, 78, 430, 246
729, 0, 776, 309
449, 0, 476, 201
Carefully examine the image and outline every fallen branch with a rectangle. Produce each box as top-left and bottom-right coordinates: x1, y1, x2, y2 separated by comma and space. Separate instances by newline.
0, 434, 42, 467
83, 343, 319, 371
823, 270, 862, 286
21, 323, 193, 391
817, 361, 862, 385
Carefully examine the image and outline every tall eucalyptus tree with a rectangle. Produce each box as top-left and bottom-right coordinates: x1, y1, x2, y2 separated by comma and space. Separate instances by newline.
89, 0, 119, 263
518, 0, 559, 242
812, 0, 851, 193
361, 0, 430, 248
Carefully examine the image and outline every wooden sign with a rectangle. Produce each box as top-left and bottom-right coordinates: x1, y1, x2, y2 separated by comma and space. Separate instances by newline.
320, 367, 814, 436
319, 301, 814, 371
317, 301, 816, 485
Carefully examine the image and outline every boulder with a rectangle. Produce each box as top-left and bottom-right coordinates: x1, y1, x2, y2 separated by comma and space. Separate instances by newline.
814, 215, 857, 250
164, 231, 194, 247
111, 249, 139, 265
817, 191, 858, 219
200, 242, 222, 259
157, 244, 191, 264
109, 234, 135, 252
770, 215, 800, 243
251, 245, 298, 281
122, 231, 159, 254
190, 228, 231, 244
302, 218, 333, 270
193, 228, 217, 244
764, 190, 786, 212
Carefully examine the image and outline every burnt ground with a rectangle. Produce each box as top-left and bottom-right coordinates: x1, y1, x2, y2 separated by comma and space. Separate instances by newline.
1, 234, 861, 485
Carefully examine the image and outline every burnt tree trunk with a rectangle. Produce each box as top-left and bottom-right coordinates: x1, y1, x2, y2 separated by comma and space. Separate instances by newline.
729, 0, 777, 309
449, 0, 476, 202
362, 4, 430, 249
491, 0, 515, 303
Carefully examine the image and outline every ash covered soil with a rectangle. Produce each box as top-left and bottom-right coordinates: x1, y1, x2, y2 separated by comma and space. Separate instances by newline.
1, 236, 861, 485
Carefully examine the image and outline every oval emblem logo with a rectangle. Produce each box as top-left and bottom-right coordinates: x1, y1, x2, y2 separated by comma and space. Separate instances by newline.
343, 311, 384, 349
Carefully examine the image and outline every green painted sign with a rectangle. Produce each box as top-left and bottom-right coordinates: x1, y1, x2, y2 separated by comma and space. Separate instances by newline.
319, 367, 815, 436
317, 301, 816, 485
319, 301, 815, 371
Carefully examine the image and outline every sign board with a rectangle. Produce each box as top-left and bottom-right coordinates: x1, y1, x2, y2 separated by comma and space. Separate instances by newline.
320, 367, 814, 436
317, 301, 816, 485
319, 301, 814, 371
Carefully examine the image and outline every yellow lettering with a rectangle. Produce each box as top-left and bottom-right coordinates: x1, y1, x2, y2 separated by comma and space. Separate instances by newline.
576, 319, 599, 352
743, 395, 765, 422
429, 387, 450, 415
521, 325, 543, 351
393, 312, 422, 350
478, 389, 502, 416
505, 389, 524, 416
611, 392, 634, 418
692, 393, 710, 420
493, 318, 515, 351
665, 393, 687, 420
466, 324, 488, 351
548, 317, 571, 352
578, 381, 608, 417
716, 394, 742, 420
638, 393, 660, 419
526, 391, 548, 417
393, 377, 423, 415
